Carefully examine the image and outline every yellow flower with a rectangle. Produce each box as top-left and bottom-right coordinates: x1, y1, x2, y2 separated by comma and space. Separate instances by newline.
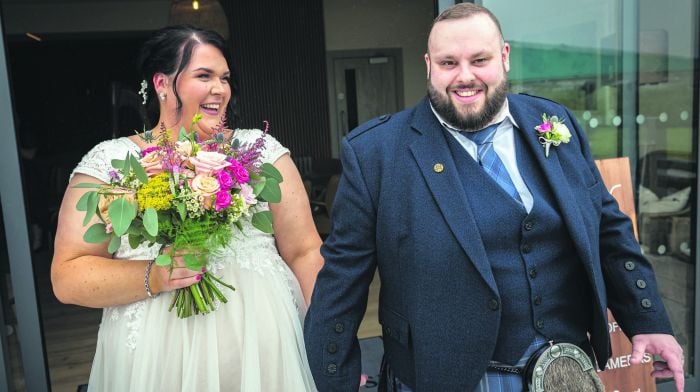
136, 173, 173, 211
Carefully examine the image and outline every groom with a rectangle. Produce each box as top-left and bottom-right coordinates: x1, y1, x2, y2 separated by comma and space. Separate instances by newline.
305, 3, 684, 391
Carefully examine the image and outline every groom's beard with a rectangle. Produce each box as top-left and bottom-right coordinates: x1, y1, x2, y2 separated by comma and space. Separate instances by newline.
428, 77, 508, 131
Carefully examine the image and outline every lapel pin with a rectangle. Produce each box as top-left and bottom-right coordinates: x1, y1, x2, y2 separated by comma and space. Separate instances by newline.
433, 163, 444, 173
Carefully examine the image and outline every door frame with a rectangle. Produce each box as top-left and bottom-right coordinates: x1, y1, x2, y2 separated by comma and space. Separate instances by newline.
326, 48, 404, 158
0, 14, 51, 392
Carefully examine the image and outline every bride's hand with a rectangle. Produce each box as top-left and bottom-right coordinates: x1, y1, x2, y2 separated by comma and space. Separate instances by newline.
149, 246, 203, 295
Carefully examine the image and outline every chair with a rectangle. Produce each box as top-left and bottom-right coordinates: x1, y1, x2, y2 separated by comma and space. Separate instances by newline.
311, 174, 340, 238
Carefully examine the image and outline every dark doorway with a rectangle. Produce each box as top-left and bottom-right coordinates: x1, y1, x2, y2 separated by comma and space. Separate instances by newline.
6, 32, 148, 251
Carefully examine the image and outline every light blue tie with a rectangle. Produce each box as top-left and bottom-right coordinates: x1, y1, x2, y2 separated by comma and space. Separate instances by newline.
463, 124, 522, 203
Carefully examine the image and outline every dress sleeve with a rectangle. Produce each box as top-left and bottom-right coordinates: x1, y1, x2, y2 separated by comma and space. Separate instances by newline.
234, 128, 290, 164
71, 138, 138, 183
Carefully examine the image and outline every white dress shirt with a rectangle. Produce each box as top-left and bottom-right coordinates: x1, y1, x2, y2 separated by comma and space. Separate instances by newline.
430, 101, 534, 213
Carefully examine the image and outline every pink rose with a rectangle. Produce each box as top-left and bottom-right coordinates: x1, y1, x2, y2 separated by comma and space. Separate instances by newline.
535, 121, 552, 133
98, 187, 135, 225
189, 151, 231, 176
228, 159, 250, 184
190, 174, 220, 209
217, 170, 234, 191
215, 190, 232, 211
140, 150, 165, 177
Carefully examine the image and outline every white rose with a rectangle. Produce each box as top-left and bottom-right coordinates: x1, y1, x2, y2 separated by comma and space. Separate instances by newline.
175, 140, 193, 157
554, 122, 572, 143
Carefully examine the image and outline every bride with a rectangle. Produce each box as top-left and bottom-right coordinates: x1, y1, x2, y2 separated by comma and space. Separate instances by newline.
51, 25, 322, 391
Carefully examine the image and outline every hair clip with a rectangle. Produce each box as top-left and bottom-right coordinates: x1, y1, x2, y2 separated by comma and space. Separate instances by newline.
138, 79, 148, 105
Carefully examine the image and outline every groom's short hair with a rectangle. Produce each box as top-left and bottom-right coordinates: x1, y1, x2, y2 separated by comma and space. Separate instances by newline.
431, 3, 504, 44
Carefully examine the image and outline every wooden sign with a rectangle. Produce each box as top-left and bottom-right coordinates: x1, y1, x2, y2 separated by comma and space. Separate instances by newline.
595, 157, 656, 392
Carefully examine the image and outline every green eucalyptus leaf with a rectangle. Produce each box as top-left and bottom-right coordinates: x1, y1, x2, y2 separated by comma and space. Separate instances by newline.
107, 234, 121, 254
83, 223, 110, 243
143, 208, 159, 237
107, 197, 137, 236
128, 233, 142, 249
259, 178, 281, 203
175, 202, 186, 221
260, 162, 283, 183
127, 220, 143, 235
82, 192, 99, 226
121, 153, 132, 176
76, 190, 96, 211
251, 211, 274, 234
130, 154, 149, 184
155, 254, 172, 267
72, 183, 103, 189
143, 230, 156, 242
110, 158, 126, 170
252, 176, 266, 196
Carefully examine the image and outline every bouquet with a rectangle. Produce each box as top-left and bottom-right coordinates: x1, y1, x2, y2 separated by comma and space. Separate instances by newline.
74, 116, 283, 318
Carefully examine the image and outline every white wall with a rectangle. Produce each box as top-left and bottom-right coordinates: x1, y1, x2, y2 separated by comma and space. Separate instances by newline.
323, 0, 434, 108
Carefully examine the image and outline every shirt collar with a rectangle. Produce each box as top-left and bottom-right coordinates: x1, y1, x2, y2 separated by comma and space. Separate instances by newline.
429, 98, 519, 132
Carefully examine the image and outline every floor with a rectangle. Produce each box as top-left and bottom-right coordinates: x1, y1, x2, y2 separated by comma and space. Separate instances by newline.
7, 250, 382, 392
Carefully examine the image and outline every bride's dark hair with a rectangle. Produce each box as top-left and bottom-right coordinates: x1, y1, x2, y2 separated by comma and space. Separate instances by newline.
136, 25, 240, 129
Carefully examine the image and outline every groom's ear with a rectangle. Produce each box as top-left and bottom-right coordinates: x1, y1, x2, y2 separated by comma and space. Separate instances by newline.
424, 53, 431, 79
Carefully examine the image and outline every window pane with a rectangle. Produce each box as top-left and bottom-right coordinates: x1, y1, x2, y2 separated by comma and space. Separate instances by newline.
484, 0, 698, 383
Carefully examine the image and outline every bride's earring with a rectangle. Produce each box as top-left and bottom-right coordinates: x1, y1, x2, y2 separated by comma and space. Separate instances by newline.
159, 92, 166, 101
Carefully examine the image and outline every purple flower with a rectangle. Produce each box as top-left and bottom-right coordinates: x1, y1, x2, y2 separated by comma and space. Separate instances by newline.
108, 170, 121, 182
228, 159, 250, 184
214, 190, 232, 211
217, 170, 234, 191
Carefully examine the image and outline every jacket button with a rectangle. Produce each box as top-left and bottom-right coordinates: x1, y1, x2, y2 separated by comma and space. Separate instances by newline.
534, 295, 542, 305
528, 268, 538, 278
385, 327, 392, 336
327, 363, 337, 374
379, 114, 389, 121
489, 299, 499, 310
522, 244, 532, 253
536, 320, 544, 329
636, 279, 647, 289
334, 322, 344, 333
641, 298, 652, 308
624, 261, 635, 271
524, 222, 534, 231
327, 342, 338, 354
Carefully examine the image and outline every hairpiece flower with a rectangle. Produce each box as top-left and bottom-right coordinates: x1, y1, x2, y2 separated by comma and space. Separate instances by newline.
535, 113, 571, 157
138, 79, 148, 105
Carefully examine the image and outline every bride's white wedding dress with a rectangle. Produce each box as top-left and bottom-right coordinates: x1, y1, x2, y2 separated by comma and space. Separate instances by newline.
72, 129, 317, 392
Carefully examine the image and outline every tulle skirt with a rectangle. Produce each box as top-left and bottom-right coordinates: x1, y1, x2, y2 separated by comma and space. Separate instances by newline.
87, 248, 317, 392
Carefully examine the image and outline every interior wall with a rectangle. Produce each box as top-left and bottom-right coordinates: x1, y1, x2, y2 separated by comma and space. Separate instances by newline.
0, 0, 171, 34
323, 0, 434, 109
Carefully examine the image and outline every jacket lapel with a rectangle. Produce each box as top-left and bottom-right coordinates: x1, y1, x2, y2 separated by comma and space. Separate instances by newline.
508, 96, 594, 263
408, 99, 498, 294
